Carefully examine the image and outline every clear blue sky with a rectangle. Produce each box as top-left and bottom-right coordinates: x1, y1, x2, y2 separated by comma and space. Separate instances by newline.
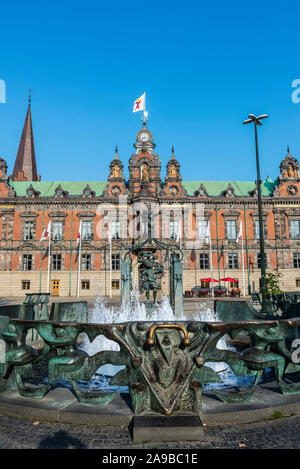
0, 0, 300, 183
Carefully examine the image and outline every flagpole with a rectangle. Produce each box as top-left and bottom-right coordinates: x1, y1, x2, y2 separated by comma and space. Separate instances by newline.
47, 223, 51, 294
76, 220, 82, 298
209, 221, 214, 298
241, 225, 246, 297
179, 219, 182, 250
110, 237, 112, 299
39, 205, 45, 293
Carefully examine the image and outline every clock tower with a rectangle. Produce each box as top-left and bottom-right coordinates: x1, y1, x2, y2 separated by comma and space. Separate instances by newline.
128, 124, 162, 199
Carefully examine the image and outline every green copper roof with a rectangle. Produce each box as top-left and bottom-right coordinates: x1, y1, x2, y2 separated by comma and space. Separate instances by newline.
9, 179, 277, 197
182, 180, 276, 196
9, 181, 108, 197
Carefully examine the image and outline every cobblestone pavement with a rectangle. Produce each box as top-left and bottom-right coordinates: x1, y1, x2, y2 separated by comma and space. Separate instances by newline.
0, 410, 299, 449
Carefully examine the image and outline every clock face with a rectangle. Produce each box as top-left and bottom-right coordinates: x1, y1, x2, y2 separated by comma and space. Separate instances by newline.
140, 132, 149, 142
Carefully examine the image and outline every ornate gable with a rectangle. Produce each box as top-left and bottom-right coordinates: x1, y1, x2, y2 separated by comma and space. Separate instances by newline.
0, 158, 16, 198
274, 147, 300, 197
54, 185, 69, 198
222, 184, 236, 198
104, 146, 126, 197
194, 184, 208, 197
162, 146, 186, 198
128, 124, 161, 199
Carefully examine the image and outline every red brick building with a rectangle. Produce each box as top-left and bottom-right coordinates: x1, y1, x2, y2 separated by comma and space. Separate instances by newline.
1, 101, 300, 297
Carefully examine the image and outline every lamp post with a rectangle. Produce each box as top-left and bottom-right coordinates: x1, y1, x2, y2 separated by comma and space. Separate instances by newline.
243, 113, 268, 312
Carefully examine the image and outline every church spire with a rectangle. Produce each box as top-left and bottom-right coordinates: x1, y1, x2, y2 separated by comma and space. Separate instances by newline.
11, 97, 39, 181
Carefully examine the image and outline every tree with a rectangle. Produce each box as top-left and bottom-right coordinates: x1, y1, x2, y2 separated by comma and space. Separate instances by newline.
263, 269, 283, 296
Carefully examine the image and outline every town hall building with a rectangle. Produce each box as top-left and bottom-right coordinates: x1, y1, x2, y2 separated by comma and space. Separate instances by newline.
0, 100, 300, 298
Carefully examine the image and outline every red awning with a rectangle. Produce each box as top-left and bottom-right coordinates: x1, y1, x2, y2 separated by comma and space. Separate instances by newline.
200, 278, 219, 283
219, 277, 238, 282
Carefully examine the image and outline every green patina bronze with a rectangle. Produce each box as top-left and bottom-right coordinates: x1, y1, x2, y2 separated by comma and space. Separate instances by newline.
121, 212, 183, 316
1, 316, 300, 413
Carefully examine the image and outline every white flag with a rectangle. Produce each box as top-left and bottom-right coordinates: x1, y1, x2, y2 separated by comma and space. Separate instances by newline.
77, 220, 82, 245
176, 220, 181, 242
236, 220, 243, 243
204, 220, 211, 245
40, 221, 51, 241
107, 222, 112, 243
133, 92, 145, 112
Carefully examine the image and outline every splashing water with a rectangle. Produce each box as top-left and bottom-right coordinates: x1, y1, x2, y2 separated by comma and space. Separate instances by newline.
81, 287, 183, 379
80, 288, 258, 392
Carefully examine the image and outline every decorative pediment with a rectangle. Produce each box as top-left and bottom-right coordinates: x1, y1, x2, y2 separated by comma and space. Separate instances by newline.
18, 242, 36, 251
248, 184, 258, 198
222, 184, 235, 198
19, 210, 39, 219
25, 184, 40, 198
194, 184, 208, 197
48, 211, 67, 219
82, 185, 96, 198
54, 185, 69, 198
102, 182, 127, 198
77, 211, 96, 219
51, 242, 64, 250
221, 210, 240, 218
250, 210, 268, 219
287, 208, 300, 217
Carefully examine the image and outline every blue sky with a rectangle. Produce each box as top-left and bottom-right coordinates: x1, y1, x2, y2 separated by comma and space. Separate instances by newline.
0, 0, 300, 182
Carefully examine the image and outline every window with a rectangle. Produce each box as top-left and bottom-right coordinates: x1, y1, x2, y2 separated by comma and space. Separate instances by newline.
255, 220, 260, 239
22, 280, 30, 290
290, 220, 300, 239
255, 220, 267, 239
201, 281, 209, 288
296, 278, 300, 287
257, 253, 268, 269
294, 253, 300, 268
82, 254, 91, 270
111, 221, 121, 239
226, 221, 236, 240
53, 221, 63, 240
52, 254, 62, 270
82, 221, 92, 240
23, 254, 32, 271
112, 253, 120, 270
81, 280, 90, 290
23, 221, 34, 240
198, 220, 208, 240
112, 280, 120, 289
228, 253, 238, 269
199, 253, 209, 269
170, 221, 180, 240
229, 281, 238, 288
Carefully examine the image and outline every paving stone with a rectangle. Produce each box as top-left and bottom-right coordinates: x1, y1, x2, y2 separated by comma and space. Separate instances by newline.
0, 410, 299, 448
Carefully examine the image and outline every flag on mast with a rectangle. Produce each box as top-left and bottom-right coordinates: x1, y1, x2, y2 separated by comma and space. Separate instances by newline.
236, 220, 243, 243
204, 220, 211, 245
77, 220, 82, 245
40, 222, 51, 241
133, 92, 145, 113
176, 220, 181, 243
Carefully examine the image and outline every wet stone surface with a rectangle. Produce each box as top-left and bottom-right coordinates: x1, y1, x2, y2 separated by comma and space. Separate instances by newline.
0, 410, 299, 449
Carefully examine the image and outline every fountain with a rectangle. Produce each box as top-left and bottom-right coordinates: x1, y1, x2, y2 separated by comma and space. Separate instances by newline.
1, 223, 300, 442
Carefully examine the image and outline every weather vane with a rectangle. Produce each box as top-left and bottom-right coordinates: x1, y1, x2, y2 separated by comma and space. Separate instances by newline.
28, 88, 33, 104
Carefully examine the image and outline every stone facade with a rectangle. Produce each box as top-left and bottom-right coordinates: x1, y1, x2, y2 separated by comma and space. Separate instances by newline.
1, 104, 300, 298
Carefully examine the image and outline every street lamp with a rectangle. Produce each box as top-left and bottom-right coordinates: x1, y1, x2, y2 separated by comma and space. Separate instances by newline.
243, 114, 269, 312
